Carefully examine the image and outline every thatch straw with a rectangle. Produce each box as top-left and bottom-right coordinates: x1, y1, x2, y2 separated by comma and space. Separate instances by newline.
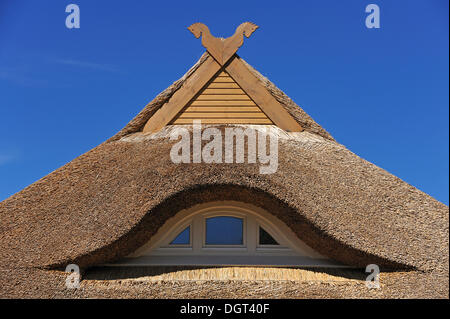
85, 266, 366, 283
0, 51, 447, 299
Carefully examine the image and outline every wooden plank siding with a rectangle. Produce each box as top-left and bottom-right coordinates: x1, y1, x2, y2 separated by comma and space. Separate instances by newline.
171, 71, 273, 125
142, 56, 222, 133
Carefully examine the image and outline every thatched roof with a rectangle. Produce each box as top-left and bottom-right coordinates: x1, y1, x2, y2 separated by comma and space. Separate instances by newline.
0, 53, 448, 298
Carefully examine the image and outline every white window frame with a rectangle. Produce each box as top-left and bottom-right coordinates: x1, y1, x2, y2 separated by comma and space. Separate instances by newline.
115, 201, 342, 267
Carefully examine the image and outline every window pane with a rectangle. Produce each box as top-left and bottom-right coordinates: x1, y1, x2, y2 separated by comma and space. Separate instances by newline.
170, 226, 190, 245
206, 216, 243, 245
259, 227, 279, 245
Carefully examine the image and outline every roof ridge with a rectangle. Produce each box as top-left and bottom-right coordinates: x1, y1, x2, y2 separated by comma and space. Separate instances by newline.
107, 52, 335, 143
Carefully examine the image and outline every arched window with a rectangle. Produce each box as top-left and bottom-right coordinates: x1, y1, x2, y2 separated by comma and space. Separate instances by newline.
114, 201, 340, 267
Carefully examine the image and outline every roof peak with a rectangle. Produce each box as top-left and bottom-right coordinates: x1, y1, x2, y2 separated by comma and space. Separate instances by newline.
187, 22, 259, 65
141, 54, 303, 134
107, 53, 335, 143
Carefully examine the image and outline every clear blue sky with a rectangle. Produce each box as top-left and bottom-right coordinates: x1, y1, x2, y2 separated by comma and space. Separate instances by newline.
0, 0, 448, 204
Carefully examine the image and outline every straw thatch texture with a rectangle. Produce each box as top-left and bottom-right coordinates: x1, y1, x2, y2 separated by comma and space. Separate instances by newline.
84, 266, 367, 282
0, 127, 447, 272
0, 53, 448, 299
0, 267, 447, 298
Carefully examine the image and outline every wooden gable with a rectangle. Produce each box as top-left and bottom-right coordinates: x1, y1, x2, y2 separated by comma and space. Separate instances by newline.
170, 71, 272, 125
142, 23, 303, 134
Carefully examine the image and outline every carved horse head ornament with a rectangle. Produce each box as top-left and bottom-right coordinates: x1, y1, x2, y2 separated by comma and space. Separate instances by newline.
187, 22, 259, 65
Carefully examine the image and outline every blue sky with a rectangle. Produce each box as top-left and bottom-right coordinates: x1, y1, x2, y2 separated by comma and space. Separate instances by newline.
0, 0, 448, 204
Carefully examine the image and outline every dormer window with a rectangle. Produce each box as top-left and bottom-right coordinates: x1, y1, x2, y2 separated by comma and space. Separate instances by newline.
117, 202, 339, 267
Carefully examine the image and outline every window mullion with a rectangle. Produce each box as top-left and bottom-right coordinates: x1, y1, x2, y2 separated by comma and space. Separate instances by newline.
247, 216, 257, 254
192, 215, 203, 253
